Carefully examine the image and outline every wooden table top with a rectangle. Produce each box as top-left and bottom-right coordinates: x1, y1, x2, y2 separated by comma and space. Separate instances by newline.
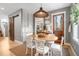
32, 33, 58, 41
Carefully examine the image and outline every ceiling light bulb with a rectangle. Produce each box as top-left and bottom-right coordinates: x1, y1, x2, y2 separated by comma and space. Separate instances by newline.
39, 12, 43, 14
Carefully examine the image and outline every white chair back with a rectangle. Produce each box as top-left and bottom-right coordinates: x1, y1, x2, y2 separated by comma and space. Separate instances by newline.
60, 36, 64, 56
36, 40, 45, 48
35, 40, 46, 55
61, 36, 64, 46
50, 36, 64, 56
26, 35, 35, 56
26, 35, 35, 48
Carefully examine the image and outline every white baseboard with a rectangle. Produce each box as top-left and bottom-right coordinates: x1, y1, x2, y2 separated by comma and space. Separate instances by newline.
15, 40, 23, 44
64, 43, 77, 56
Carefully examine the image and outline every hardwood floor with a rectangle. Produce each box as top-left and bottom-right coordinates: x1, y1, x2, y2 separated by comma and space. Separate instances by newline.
0, 37, 74, 56
9, 43, 72, 56
0, 37, 20, 56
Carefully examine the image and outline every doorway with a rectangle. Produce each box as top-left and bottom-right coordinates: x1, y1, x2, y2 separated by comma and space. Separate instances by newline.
9, 14, 21, 41
9, 17, 14, 41
9, 9, 22, 42
53, 13, 64, 44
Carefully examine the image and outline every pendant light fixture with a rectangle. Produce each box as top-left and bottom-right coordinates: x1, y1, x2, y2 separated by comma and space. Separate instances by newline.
33, 4, 48, 18
33, 4, 49, 35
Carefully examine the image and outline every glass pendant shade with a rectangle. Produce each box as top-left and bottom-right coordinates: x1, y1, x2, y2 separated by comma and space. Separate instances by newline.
33, 7, 48, 18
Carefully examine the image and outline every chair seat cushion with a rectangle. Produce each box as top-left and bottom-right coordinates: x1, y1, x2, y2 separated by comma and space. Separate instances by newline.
36, 46, 49, 54
51, 44, 61, 51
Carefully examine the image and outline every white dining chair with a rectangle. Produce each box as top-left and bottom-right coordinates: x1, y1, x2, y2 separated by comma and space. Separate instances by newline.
50, 36, 64, 56
46, 41, 54, 56
35, 40, 49, 56
26, 35, 36, 56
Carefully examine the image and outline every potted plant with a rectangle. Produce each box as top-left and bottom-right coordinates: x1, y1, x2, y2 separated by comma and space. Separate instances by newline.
70, 3, 79, 25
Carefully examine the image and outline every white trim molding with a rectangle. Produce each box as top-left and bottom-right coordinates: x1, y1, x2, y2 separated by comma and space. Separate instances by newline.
15, 40, 23, 44
64, 43, 77, 56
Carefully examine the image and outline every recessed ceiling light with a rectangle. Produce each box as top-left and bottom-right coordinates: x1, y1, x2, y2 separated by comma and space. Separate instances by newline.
1, 8, 5, 10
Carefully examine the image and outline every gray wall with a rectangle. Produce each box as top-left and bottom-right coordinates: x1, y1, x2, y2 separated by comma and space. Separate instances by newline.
49, 7, 70, 43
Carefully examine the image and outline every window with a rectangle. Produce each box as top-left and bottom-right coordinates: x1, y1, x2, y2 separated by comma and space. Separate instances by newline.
73, 24, 79, 42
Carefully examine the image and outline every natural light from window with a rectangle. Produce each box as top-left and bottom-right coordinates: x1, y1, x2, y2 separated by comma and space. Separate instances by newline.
73, 24, 79, 43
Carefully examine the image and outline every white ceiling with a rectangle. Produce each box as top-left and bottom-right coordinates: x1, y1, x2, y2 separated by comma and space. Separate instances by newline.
0, 3, 71, 15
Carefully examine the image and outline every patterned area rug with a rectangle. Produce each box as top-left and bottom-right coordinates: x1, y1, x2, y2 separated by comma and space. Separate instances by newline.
10, 44, 26, 56
10, 44, 70, 56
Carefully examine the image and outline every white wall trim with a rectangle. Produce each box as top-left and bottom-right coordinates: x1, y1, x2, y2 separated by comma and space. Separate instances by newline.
15, 40, 23, 44
51, 11, 66, 16
65, 43, 77, 56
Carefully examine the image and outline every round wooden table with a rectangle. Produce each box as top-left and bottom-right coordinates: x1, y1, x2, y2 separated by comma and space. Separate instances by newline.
33, 33, 58, 41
